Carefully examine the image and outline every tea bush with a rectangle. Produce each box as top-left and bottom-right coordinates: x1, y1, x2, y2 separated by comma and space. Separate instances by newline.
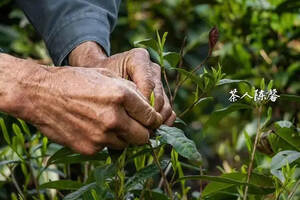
0, 0, 299, 199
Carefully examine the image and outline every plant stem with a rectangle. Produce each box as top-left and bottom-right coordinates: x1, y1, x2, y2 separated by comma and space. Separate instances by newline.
158, 162, 172, 189
173, 56, 209, 102
163, 68, 173, 104
29, 162, 41, 197
199, 166, 203, 199
148, 142, 173, 200
171, 36, 187, 106
288, 179, 300, 200
10, 165, 26, 200
243, 106, 263, 200
179, 94, 205, 118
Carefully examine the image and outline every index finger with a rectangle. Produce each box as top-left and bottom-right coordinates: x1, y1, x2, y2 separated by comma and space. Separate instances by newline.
122, 86, 162, 129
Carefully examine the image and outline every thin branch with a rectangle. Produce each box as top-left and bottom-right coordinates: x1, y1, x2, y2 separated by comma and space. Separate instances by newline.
288, 179, 300, 200
163, 69, 173, 103
148, 142, 173, 200
179, 94, 205, 118
173, 56, 209, 102
158, 162, 172, 189
171, 36, 187, 106
10, 165, 26, 200
199, 166, 204, 198
243, 106, 263, 200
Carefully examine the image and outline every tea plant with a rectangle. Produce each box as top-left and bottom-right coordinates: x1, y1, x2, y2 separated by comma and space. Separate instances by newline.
0, 25, 299, 200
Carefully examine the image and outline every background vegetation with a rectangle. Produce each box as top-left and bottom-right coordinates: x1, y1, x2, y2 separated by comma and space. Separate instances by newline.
0, 0, 299, 199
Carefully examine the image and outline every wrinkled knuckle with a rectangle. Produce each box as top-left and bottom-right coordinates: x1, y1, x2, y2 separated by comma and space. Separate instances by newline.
147, 80, 155, 91
113, 86, 127, 104
144, 107, 156, 126
104, 112, 119, 130
89, 132, 104, 144
130, 48, 150, 59
79, 145, 98, 156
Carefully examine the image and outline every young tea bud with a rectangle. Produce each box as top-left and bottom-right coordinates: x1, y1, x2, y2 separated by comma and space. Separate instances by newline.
208, 26, 219, 56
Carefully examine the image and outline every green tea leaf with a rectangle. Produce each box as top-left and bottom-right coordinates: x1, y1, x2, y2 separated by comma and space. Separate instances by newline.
217, 79, 251, 86
133, 38, 158, 51
270, 150, 300, 181
271, 121, 300, 151
178, 172, 274, 197
174, 117, 187, 126
40, 180, 84, 190
126, 160, 168, 191
275, 0, 300, 13
156, 125, 202, 163
150, 91, 155, 107
0, 118, 10, 145
163, 52, 180, 68
267, 80, 273, 90
17, 119, 31, 137
130, 189, 169, 200
12, 123, 24, 146
205, 103, 252, 127
63, 182, 97, 200
260, 78, 265, 90
156, 30, 162, 49
270, 150, 300, 170
279, 94, 300, 103
47, 147, 108, 166
161, 32, 168, 48
0, 160, 20, 166
94, 164, 116, 187
194, 97, 214, 107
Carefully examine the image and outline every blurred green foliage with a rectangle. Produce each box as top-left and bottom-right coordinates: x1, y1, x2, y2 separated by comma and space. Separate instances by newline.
0, 0, 299, 199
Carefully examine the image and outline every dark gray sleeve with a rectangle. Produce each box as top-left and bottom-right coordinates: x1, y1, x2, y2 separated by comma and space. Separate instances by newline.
16, 0, 121, 65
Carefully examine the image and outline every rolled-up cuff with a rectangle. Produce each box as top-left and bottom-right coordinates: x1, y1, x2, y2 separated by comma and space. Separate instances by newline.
46, 14, 111, 66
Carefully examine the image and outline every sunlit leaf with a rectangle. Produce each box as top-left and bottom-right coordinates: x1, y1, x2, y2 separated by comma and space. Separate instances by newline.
163, 52, 180, 68
133, 38, 158, 51
270, 150, 300, 170
156, 125, 202, 163
270, 150, 300, 181
17, 119, 31, 137
217, 79, 251, 86
0, 118, 10, 145
269, 121, 300, 152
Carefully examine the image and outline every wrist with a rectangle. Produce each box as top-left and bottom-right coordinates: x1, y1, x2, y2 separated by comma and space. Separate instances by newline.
68, 41, 107, 67
0, 54, 48, 120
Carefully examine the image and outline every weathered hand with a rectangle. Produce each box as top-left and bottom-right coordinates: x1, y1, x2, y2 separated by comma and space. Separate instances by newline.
0, 54, 162, 155
69, 41, 176, 126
